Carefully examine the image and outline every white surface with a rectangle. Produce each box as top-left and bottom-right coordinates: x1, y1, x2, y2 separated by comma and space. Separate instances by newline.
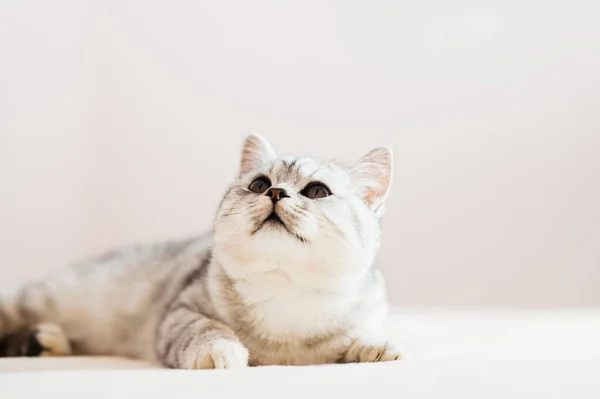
1, 1, 600, 307
2, 309, 600, 398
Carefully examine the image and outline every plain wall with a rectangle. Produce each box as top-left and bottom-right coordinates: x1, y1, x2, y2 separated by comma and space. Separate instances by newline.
1, 0, 599, 306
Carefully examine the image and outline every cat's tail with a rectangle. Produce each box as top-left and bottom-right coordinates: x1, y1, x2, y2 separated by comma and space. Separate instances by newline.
0, 285, 71, 357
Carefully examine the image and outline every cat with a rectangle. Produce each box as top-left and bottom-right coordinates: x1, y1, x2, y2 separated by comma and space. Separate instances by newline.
0, 134, 401, 368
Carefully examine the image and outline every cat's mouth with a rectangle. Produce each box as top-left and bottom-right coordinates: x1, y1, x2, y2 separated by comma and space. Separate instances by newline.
257, 211, 308, 243
264, 212, 284, 226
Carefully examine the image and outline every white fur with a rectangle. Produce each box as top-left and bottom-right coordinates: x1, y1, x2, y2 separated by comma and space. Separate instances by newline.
213, 135, 394, 346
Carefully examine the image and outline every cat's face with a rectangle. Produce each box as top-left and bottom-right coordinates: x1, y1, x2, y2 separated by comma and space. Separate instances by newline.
213, 134, 393, 292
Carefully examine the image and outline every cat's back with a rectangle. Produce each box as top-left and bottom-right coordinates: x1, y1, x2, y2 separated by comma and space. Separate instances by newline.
66, 233, 213, 309
73, 234, 210, 281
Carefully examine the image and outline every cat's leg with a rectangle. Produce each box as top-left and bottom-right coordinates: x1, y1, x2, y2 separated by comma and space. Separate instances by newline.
155, 302, 249, 369
342, 335, 402, 363
0, 323, 71, 357
0, 285, 72, 357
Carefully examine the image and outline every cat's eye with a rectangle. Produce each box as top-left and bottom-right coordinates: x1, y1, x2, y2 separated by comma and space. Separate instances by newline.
302, 183, 331, 199
249, 177, 271, 193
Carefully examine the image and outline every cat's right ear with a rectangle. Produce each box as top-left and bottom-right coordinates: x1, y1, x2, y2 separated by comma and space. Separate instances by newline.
239, 133, 277, 175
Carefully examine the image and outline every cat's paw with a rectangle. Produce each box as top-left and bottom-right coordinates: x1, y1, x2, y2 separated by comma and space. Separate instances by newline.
344, 339, 402, 363
32, 323, 72, 356
187, 338, 249, 369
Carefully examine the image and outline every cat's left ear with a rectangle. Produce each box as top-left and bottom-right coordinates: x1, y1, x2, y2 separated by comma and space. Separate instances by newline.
239, 133, 277, 175
350, 147, 393, 217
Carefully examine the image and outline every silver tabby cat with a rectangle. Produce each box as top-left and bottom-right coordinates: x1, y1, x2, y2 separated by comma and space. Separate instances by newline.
0, 134, 401, 368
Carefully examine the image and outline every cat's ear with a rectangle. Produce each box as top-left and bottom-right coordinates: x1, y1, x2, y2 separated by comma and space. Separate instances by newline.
239, 133, 277, 175
350, 147, 393, 217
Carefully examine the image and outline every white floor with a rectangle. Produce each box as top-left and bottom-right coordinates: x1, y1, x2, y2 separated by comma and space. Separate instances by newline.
1, 308, 599, 398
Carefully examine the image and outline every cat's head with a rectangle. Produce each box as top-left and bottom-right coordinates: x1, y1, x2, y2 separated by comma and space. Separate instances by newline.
213, 134, 393, 292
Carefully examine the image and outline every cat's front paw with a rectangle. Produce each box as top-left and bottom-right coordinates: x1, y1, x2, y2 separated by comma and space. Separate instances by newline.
186, 338, 249, 369
344, 339, 402, 363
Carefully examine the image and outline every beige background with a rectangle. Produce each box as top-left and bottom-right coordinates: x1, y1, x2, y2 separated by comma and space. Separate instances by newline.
1, 1, 599, 306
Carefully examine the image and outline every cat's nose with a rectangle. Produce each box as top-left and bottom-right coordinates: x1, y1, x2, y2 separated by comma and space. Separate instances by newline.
265, 187, 289, 203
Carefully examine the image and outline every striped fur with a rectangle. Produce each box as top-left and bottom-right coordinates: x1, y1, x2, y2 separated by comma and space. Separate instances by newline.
0, 134, 401, 368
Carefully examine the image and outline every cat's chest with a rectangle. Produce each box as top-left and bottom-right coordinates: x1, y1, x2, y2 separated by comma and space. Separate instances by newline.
231, 280, 353, 365
232, 278, 352, 339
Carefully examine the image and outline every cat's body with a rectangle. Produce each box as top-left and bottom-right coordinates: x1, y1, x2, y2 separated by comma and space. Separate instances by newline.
0, 134, 401, 368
